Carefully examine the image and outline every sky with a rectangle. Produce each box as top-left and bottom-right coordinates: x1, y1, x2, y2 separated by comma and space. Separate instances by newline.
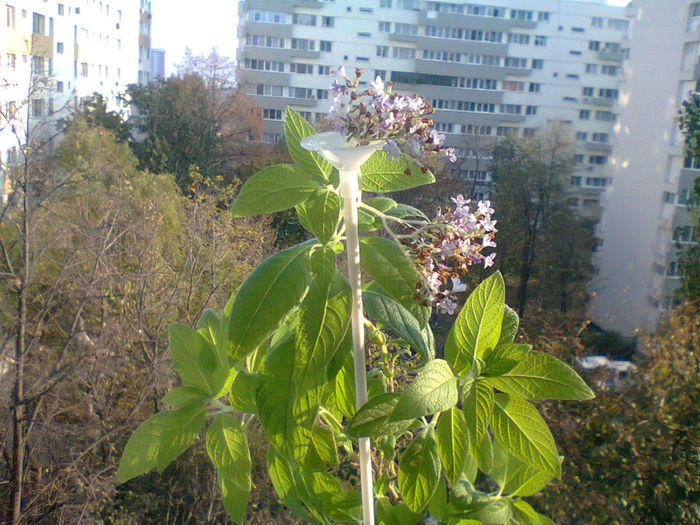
150, 0, 630, 75
151, 0, 238, 75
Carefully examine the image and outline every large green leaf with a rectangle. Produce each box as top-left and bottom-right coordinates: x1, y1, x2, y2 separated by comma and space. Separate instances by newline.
361, 150, 435, 192
398, 426, 441, 513
228, 242, 311, 360
463, 380, 494, 446
445, 271, 505, 376
285, 107, 333, 181
345, 393, 413, 438
485, 351, 595, 400
334, 352, 356, 419
117, 411, 170, 483
230, 164, 320, 217
511, 499, 556, 525
305, 424, 338, 469
295, 270, 352, 394
481, 343, 531, 378
156, 405, 207, 472
206, 414, 251, 523
169, 323, 227, 397
358, 197, 397, 231
360, 238, 429, 327
391, 359, 458, 421
375, 497, 422, 525
491, 393, 561, 478
363, 288, 433, 363
197, 308, 228, 369
498, 305, 520, 345
267, 447, 316, 523
296, 190, 341, 244
229, 370, 258, 413
436, 406, 469, 486
161, 386, 210, 407
491, 440, 553, 497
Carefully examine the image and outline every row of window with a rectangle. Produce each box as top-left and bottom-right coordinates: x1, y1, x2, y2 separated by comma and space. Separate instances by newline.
246, 35, 332, 52
430, 99, 538, 116
256, 84, 329, 99
575, 132, 610, 143
247, 10, 334, 27
570, 176, 609, 186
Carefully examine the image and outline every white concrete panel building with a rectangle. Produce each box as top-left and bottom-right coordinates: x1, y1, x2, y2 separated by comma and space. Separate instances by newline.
0, 0, 152, 193
237, 0, 627, 207
590, 0, 700, 335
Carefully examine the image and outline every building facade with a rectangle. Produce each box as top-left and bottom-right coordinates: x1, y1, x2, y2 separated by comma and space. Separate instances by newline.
151, 47, 165, 80
0, 0, 152, 191
590, 0, 700, 335
237, 0, 627, 207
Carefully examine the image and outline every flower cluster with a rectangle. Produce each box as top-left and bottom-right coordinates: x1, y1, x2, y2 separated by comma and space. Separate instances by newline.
407, 196, 497, 315
329, 67, 456, 164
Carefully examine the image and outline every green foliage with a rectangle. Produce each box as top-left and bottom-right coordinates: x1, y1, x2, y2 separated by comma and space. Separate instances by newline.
118, 110, 594, 524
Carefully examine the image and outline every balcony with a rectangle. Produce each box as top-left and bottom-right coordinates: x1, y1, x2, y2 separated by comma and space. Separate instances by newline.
581, 96, 615, 107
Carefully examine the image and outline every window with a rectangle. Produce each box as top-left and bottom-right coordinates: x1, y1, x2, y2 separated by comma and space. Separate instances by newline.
394, 23, 417, 35
245, 59, 285, 72
510, 9, 533, 21
256, 84, 284, 96
589, 40, 601, 51
591, 16, 604, 28
319, 40, 331, 51
504, 57, 528, 68
32, 56, 45, 75
586, 177, 608, 186
502, 81, 524, 91
576, 132, 588, 141
582, 86, 594, 96
262, 108, 283, 120
572, 27, 585, 33
579, 109, 590, 120
569, 50, 582, 56
289, 87, 313, 99
595, 110, 615, 121
570, 176, 582, 185
608, 18, 629, 30
360, 7, 373, 13
247, 35, 285, 48
534, 35, 547, 46
32, 12, 45, 34
291, 38, 315, 50
249, 9, 287, 23
496, 126, 518, 136
318, 65, 331, 75
316, 89, 329, 99
393, 46, 415, 59
322, 16, 334, 27
56, 41, 64, 54
376, 45, 388, 57
292, 13, 316, 25
6, 4, 15, 27
500, 104, 522, 115
31, 98, 43, 117
598, 88, 618, 99
566, 73, 580, 79
531, 59, 543, 69
56, 80, 63, 92
574, 154, 584, 164
375, 69, 386, 80
538, 11, 549, 21
529, 82, 541, 93
589, 155, 607, 165
379, 21, 391, 32
290, 63, 314, 74
380, 0, 392, 6
585, 63, 597, 74
508, 33, 529, 45
526, 105, 537, 115
601, 65, 619, 75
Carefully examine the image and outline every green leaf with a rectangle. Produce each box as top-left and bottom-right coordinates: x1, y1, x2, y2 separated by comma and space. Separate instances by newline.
285, 107, 333, 181
206, 414, 251, 523
296, 190, 341, 244
428, 478, 448, 521
463, 380, 494, 445
161, 386, 209, 406
363, 288, 433, 363
445, 271, 505, 376
156, 405, 206, 472
498, 305, 519, 345
228, 242, 311, 360
334, 352, 356, 419
375, 497, 422, 525
457, 499, 514, 524
198, 308, 228, 369
481, 343, 531, 377
484, 351, 595, 400
229, 370, 258, 413
295, 270, 352, 394
398, 426, 441, 513
358, 197, 397, 231
305, 424, 338, 469
491, 440, 553, 497
230, 164, 320, 217
386, 203, 429, 221
474, 432, 494, 475
361, 150, 435, 192
345, 393, 413, 438
360, 237, 428, 327
511, 499, 556, 525
267, 447, 316, 523
169, 323, 227, 397
491, 393, 561, 478
391, 359, 458, 421
320, 490, 362, 523
117, 411, 170, 483
436, 406, 469, 486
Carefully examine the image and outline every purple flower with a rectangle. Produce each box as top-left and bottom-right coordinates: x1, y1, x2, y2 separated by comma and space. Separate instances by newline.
331, 66, 347, 79
429, 129, 445, 145
436, 297, 458, 315
383, 140, 402, 162
484, 253, 497, 268
451, 194, 470, 208
451, 276, 467, 293
369, 76, 385, 96
478, 200, 494, 215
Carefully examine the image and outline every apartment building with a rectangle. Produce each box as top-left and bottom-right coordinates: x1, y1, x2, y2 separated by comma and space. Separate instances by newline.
0, 0, 152, 189
237, 0, 627, 206
590, 0, 700, 335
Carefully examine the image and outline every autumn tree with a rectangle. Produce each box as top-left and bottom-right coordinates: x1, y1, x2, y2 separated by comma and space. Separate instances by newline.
489, 128, 593, 316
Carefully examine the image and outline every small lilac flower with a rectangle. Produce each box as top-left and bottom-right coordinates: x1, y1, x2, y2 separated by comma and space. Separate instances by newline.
429, 129, 445, 145
331, 66, 347, 79
446, 148, 457, 163
383, 140, 402, 162
451, 194, 470, 208
426, 271, 442, 294
481, 217, 497, 232
437, 297, 458, 315
484, 253, 497, 268
482, 236, 497, 248
369, 76, 385, 96
451, 277, 467, 293
478, 200, 494, 215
